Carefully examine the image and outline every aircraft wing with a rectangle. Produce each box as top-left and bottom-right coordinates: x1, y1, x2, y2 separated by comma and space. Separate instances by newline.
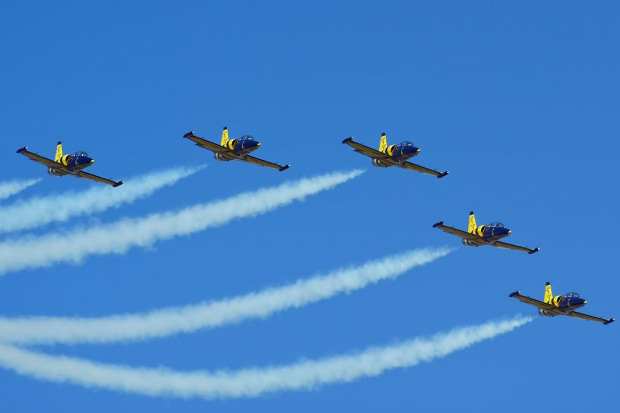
509, 291, 557, 310
183, 132, 230, 154
566, 311, 615, 325
432, 222, 481, 241
16, 147, 64, 169
493, 240, 540, 254
399, 161, 449, 178
240, 155, 290, 171
342, 137, 389, 159
75, 171, 124, 187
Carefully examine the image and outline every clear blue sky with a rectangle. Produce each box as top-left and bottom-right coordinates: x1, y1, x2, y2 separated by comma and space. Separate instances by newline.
1, 1, 619, 411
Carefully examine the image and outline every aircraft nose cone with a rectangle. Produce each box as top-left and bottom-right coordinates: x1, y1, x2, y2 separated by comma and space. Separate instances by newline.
77, 156, 94, 165
256, 141, 261, 147
403, 146, 420, 155
495, 227, 510, 235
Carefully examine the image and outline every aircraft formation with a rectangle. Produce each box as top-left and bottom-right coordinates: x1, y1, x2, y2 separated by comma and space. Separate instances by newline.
15, 128, 614, 325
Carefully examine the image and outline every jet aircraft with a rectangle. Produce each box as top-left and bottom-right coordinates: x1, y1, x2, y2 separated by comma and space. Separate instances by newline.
183, 127, 290, 171
17, 142, 123, 187
432, 211, 540, 254
342, 133, 449, 178
510, 282, 614, 325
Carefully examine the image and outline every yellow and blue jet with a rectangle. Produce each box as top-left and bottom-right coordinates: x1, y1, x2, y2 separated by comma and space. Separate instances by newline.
433, 211, 540, 254
510, 282, 614, 325
342, 133, 449, 178
17, 142, 123, 187
183, 127, 290, 171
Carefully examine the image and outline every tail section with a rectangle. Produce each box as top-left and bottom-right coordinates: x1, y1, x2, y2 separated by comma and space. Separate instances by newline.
544, 282, 553, 304
468, 211, 477, 233
220, 127, 229, 147
379, 133, 388, 153
54, 141, 63, 163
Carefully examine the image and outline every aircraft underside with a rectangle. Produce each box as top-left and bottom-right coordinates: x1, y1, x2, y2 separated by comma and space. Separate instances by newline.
372, 158, 403, 167
214, 150, 254, 162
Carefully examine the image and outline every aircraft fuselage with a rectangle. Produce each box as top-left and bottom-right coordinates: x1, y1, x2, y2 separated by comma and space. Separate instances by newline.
48, 153, 94, 176
462, 224, 511, 247
214, 136, 261, 161
538, 294, 587, 317
372, 144, 420, 167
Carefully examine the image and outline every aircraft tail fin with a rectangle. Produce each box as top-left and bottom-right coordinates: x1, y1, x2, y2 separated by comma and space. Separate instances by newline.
54, 141, 63, 163
468, 211, 477, 233
220, 127, 229, 147
544, 282, 553, 304
379, 133, 387, 153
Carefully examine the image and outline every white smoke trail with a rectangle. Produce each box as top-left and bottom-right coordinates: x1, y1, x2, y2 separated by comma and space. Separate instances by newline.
0, 247, 451, 345
0, 178, 40, 200
0, 166, 205, 234
0, 170, 364, 276
0, 316, 532, 399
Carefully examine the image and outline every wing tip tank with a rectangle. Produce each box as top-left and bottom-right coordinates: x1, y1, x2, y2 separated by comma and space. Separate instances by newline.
16, 146, 27, 154
604, 318, 615, 325
509, 290, 520, 297
432, 221, 444, 228
528, 248, 541, 254
342, 137, 353, 144
113, 181, 124, 187
278, 164, 290, 172
437, 171, 449, 178
183, 131, 194, 139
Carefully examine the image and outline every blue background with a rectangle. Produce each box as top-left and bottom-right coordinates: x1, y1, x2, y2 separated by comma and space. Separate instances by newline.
1, 1, 618, 411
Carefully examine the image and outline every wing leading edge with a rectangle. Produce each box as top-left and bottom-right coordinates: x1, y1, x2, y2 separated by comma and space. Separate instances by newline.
509, 291, 556, 310
399, 161, 449, 178
75, 171, 124, 187
16, 147, 60, 169
432, 222, 480, 240
239, 155, 290, 171
492, 240, 540, 255
566, 311, 615, 325
342, 137, 389, 159
183, 131, 231, 154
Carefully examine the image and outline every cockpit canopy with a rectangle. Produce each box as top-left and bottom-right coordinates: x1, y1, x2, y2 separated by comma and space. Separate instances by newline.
399, 141, 415, 147
489, 222, 504, 228
74, 151, 89, 157
240, 135, 255, 141
565, 292, 581, 298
